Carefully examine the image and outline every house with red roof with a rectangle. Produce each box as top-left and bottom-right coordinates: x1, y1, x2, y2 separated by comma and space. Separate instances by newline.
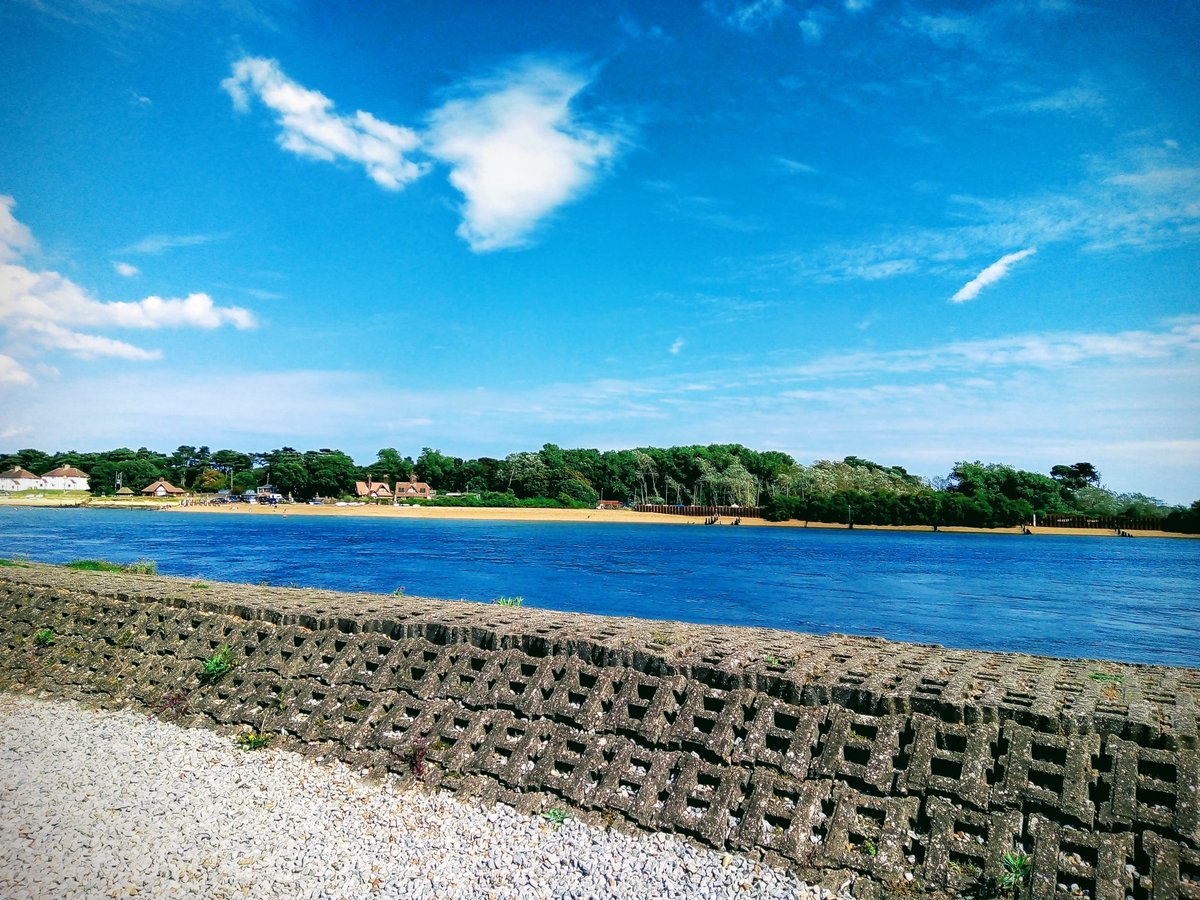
355, 478, 394, 501
395, 473, 434, 499
0, 467, 41, 492
41, 465, 90, 491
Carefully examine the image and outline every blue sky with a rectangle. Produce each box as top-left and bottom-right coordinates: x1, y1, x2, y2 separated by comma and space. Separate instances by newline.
1, 0, 1198, 501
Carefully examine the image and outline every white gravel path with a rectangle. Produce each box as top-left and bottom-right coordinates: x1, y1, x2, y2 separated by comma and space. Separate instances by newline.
0, 694, 853, 899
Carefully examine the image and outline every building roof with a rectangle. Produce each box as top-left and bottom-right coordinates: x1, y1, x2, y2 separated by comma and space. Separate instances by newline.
115, 486, 135, 495
43, 465, 89, 478
0, 467, 39, 480
399, 473, 432, 493
355, 479, 393, 497
141, 478, 185, 495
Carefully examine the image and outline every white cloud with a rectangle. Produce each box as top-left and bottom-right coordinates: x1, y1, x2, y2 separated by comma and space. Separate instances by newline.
223, 56, 622, 251
223, 56, 426, 191
670, 337, 685, 355
0, 196, 37, 263
0, 197, 257, 374
113, 261, 139, 277
844, 0, 873, 11
425, 61, 621, 251
951, 247, 1037, 302
0, 354, 34, 386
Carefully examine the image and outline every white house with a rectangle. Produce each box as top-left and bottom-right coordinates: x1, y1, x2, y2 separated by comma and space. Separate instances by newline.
41, 465, 90, 491
0, 467, 41, 492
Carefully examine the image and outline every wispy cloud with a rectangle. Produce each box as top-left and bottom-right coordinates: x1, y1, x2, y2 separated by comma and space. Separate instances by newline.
113, 261, 139, 277
425, 60, 622, 251
117, 232, 228, 255
669, 337, 685, 355
7, 318, 1196, 499
706, 0, 788, 33
951, 247, 1037, 302
776, 156, 818, 175
223, 56, 426, 191
903, 11, 984, 47
1007, 83, 1106, 115
793, 147, 1200, 282
1, 196, 256, 382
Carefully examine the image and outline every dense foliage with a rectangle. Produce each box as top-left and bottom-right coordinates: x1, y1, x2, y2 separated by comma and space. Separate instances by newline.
1, 444, 1194, 530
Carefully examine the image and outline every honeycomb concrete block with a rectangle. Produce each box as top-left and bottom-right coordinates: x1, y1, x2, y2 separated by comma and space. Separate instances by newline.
2, 564, 1198, 899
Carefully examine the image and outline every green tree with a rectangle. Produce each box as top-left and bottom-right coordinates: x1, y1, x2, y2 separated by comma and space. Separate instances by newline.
193, 468, 228, 493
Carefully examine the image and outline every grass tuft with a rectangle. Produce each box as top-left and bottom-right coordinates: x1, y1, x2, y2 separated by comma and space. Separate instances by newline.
65, 559, 157, 575
493, 596, 524, 608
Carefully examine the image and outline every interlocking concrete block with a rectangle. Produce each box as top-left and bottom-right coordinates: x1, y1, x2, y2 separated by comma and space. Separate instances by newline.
901, 714, 999, 810
1027, 814, 1135, 900
994, 724, 1100, 826
3, 564, 1200, 900
921, 795, 1023, 893
810, 710, 904, 793
1144, 830, 1200, 900
1100, 736, 1200, 847
822, 782, 920, 878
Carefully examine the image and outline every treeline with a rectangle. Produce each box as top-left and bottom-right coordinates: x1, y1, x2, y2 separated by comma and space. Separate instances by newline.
2, 444, 1196, 531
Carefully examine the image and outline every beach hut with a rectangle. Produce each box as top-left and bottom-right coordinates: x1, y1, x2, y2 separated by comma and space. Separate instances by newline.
140, 478, 185, 497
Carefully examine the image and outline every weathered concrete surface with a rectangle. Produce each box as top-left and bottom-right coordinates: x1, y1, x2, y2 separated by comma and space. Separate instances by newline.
1, 564, 1196, 899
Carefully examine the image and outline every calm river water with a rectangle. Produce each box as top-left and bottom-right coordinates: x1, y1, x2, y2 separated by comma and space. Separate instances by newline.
1, 507, 1197, 667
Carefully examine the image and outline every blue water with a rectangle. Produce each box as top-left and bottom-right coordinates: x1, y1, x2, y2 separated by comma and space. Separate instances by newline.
1, 507, 1197, 667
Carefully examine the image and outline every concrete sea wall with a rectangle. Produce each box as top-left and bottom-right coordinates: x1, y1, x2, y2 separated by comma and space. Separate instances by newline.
0, 565, 1196, 899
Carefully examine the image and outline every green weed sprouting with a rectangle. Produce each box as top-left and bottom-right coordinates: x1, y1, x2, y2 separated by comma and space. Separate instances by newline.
200, 645, 235, 682
1088, 672, 1124, 684
235, 731, 273, 751
493, 596, 524, 608
998, 849, 1032, 891
541, 808, 569, 827
33, 628, 55, 647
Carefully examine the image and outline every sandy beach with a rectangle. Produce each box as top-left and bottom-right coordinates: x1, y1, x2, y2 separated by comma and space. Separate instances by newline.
2, 495, 1191, 538
154, 499, 1192, 538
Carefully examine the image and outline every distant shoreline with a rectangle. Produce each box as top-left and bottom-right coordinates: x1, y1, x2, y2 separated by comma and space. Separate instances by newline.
1, 496, 1194, 538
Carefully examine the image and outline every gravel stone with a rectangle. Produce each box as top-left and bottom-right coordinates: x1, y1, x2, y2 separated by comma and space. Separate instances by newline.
0, 694, 852, 899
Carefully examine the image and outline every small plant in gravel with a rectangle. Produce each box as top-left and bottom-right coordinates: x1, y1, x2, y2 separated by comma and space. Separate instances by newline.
199, 644, 235, 682
392, 586, 406, 596
0, 558, 29, 567
1088, 672, 1124, 684
154, 690, 192, 718
124, 559, 157, 575
997, 850, 1031, 892
190, 581, 210, 590
493, 595, 524, 608
33, 628, 55, 647
235, 730, 273, 751
541, 808, 570, 828
408, 735, 430, 777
